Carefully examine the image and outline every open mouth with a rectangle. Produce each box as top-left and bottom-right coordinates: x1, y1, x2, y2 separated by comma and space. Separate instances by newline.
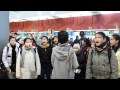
95, 41, 99, 44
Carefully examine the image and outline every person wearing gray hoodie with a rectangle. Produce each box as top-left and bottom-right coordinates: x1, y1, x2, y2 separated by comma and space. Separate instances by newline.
51, 31, 79, 79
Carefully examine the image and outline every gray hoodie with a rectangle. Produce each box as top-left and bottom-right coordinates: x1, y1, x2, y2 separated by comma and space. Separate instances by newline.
51, 43, 79, 79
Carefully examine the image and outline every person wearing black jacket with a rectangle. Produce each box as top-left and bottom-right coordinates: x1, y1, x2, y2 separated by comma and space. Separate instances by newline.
74, 38, 91, 79
37, 36, 52, 79
74, 36, 80, 44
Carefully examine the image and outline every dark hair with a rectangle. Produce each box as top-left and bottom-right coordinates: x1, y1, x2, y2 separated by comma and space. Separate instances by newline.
76, 36, 79, 39
80, 31, 85, 36
14, 32, 18, 35
10, 31, 14, 33
41, 36, 49, 41
9, 36, 16, 42
84, 38, 91, 47
95, 32, 106, 39
58, 30, 68, 44
24, 38, 31, 43
52, 36, 58, 41
106, 36, 110, 41
76, 35, 78, 38
112, 34, 120, 47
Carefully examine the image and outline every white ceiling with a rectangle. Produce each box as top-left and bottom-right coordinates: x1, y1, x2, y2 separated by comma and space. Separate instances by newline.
9, 11, 120, 22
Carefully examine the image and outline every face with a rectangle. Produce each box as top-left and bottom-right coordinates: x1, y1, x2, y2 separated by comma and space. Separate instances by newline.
83, 40, 86, 46
80, 35, 84, 39
53, 37, 58, 44
95, 34, 106, 46
27, 34, 32, 39
10, 38, 16, 46
18, 39, 23, 44
73, 46, 79, 53
110, 36, 119, 47
42, 37, 48, 45
25, 39, 32, 48
10, 32, 15, 37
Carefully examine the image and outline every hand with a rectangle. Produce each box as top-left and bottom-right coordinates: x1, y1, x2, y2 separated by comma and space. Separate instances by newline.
6, 67, 11, 73
35, 75, 38, 79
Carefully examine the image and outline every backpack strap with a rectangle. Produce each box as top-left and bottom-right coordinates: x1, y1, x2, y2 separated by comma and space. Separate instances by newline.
108, 48, 112, 75
91, 48, 94, 65
20, 48, 22, 54
108, 48, 112, 63
34, 48, 36, 53
34, 48, 37, 69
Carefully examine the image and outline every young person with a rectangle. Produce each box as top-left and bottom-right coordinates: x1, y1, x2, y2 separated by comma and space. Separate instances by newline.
37, 36, 52, 79
51, 31, 79, 79
16, 38, 24, 48
74, 38, 91, 79
2, 36, 19, 79
86, 32, 118, 79
52, 36, 58, 48
16, 38, 41, 79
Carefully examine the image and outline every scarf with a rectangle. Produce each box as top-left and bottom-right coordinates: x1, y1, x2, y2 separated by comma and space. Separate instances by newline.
40, 43, 50, 48
21, 46, 36, 68
95, 42, 108, 53
25, 46, 31, 51
11, 45, 16, 72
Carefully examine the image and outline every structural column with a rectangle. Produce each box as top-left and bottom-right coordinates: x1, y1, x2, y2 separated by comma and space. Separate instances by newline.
0, 11, 9, 61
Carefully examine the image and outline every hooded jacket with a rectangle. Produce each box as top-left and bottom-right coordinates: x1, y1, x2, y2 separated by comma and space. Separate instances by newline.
51, 43, 79, 79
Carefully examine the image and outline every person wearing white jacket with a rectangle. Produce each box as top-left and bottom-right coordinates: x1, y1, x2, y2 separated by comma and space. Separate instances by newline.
2, 36, 19, 79
16, 38, 41, 79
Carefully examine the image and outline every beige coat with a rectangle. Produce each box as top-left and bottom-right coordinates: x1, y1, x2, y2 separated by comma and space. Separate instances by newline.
116, 48, 120, 78
16, 47, 41, 79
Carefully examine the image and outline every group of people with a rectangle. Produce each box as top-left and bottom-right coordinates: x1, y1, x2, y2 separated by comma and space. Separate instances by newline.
1, 30, 120, 79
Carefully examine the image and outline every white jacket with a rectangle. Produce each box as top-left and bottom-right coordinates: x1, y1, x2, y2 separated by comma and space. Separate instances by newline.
2, 43, 19, 68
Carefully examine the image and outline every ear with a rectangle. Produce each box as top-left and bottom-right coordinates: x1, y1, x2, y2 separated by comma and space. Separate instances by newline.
103, 38, 106, 42
116, 40, 119, 44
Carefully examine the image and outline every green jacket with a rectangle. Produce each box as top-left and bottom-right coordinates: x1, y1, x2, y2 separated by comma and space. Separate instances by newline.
86, 48, 118, 79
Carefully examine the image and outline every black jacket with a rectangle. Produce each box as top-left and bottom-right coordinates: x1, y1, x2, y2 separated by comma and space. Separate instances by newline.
37, 45, 52, 64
